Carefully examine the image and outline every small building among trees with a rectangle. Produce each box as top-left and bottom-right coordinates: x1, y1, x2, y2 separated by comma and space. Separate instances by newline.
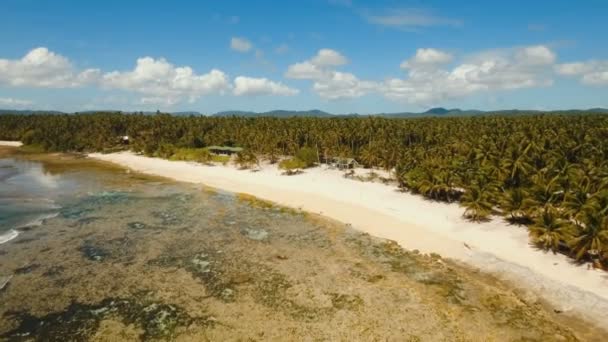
207, 146, 243, 156
332, 157, 360, 170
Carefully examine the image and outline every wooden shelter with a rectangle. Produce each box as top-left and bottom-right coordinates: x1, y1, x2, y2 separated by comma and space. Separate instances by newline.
332, 157, 360, 170
207, 146, 243, 156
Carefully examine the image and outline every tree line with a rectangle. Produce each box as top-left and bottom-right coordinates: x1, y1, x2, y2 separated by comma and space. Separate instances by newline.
1, 112, 607, 268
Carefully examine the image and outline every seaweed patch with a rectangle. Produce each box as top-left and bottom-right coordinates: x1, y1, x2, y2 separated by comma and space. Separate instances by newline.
1, 297, 212, 341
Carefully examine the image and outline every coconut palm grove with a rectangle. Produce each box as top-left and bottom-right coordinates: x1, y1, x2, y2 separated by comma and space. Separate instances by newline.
1, 111, 607, 267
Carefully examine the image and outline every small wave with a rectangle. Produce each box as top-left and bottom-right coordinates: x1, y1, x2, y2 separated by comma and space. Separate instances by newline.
0, 212, 59, 245
16, 212, 60, 229
0, 229, 19, 244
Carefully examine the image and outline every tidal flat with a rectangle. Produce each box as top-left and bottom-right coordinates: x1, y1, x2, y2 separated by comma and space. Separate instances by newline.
0, 148, 604, 341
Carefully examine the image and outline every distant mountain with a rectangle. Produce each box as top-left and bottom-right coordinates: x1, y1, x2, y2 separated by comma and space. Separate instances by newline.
213, 109, 333, 118
424, 107, 451, 115
2, 108, 608, 118
0, 109, 65, 115
172, 111, 203, 116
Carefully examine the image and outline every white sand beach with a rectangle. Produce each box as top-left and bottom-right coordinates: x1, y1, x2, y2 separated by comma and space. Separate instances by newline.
0, 141, 22, 147
1, 142, 607, 326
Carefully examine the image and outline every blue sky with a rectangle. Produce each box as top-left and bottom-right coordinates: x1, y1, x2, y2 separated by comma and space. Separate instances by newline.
1, 0, 607, 113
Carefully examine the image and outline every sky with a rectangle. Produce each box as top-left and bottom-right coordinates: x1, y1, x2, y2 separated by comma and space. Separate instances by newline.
0, 0, 607, 114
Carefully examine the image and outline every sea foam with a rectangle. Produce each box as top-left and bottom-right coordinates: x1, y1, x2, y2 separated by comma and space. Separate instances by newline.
0, 229, 19, 244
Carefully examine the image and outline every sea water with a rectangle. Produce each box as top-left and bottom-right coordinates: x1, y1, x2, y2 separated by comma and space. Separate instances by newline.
0, 159, 67, 244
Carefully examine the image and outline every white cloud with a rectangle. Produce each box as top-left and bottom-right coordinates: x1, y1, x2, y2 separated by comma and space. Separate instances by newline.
364, 8, 461, 29
383, 45, 556, 105
556, 60, 608, 85
0, 47, 100, 88
288, 45, 559, 104
285, 49, 347, 79
400, 48, 453, 69
101, 57, 230, 104
0, 97, 33, 107
285, 61, 326, 79
311, 49, 348, 66
285, 49, 373, 99
516, 45, 556, 65
313, 72, 378, 100
230, 37, 252, 52
233, 76, 299, 96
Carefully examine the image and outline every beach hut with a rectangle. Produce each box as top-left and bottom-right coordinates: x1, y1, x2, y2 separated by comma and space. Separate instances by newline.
334, 157, 360, 170
207, 146, 243, 156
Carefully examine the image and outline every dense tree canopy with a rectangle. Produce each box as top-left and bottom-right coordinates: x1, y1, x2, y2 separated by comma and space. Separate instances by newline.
1, 112, 607, 267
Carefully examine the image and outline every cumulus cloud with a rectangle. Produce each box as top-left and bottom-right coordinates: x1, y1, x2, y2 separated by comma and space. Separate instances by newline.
364, 8, 461, 29
233, 76, 299, 96
285, 61, 326, 79
400, 48, 453, 69
230, 37, 253, 52
382, 45, 556, 104
286, 45, 558, 103
101, 57, 230, 104
0, 97, 33, 107
516, 45, 556, 66
0, 47, 100, 88
556, 60, 608, 85
312, 72, 377, 100
285, 49, 375, 99
0, 47, 306, 106
311, 49, 348, 66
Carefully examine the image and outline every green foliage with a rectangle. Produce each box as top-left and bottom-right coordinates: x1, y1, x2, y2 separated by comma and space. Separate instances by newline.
170, 148, 211, 163
295, 147, 318, 167
155, 143, 176, 159
528, 207, 572, 253
235, 150, 258, 169
279, 158, 306, 171
460, 184, 494, 221
211, 154, 230, 164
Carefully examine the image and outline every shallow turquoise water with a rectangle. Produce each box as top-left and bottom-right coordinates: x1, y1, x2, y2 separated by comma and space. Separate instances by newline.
0, 159, 74, 242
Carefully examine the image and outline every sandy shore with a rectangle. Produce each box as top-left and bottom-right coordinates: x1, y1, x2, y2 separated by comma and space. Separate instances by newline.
0, 141, 22, 147
88, 151, 608, 327
1, 142, 607, 327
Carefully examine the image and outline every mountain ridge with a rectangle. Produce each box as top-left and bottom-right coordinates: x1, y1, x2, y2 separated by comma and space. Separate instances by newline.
1, 107, 608, 117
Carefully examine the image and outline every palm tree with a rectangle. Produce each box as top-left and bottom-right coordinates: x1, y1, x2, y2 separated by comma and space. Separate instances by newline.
460, 184, 494, 221
522, 173, 560, 217
528, 207, 571, 253
500, 187, 531, 223
569, 208, 608, 262
562, 183, 592, 220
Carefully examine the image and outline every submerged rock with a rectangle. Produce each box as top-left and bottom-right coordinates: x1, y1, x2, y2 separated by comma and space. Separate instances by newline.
127, 221, 149, 230
80, 242, 109, 262
61, 191, 131, 219
241, 228, 269, 241
15, 264, 40, 275
1, 297, 211, 340
151, 211, 182, 225
191, 254, 212, 273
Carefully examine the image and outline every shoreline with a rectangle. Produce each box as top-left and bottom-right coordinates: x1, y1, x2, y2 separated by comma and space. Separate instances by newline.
88, 151, 608, 327
0, 230, 19, 245
1, 142, 607, 328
